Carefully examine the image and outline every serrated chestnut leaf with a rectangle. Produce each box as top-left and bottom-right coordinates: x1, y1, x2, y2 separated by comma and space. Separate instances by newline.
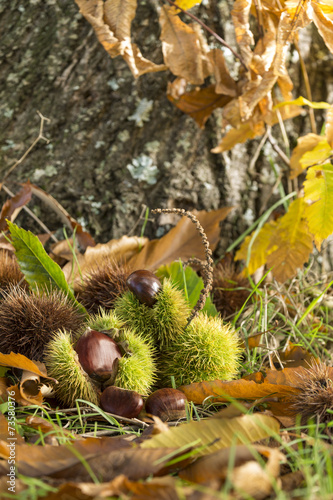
100, 386, 144, 419
75, 329, 122, 382
127, 270, 161, 307
145, 388, 187, 421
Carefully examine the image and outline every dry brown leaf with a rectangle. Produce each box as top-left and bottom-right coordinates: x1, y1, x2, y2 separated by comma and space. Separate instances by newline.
207, 49, 238, 96
0, 377, 8, 401
311, 1, 333, 54
168, 85, 232, 128
0, 414, 24, 444
128, 207, 233, 271
0, 183, 32, 232
159, 5, 210, 84
212, 119, 266, 153
0, 353, 51, 379
25, 416, 73, 437
289, 133, 323, 178
7, 383, 44, 407
231, 0, 254, 68
75, 0, 166, 78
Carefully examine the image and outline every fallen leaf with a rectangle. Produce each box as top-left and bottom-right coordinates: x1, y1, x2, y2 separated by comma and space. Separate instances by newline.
207, 49, 237, 96
128, 208, 233, 271
212, 118, 266, 153
0, 183, 32, 232
0, 353, 51, 379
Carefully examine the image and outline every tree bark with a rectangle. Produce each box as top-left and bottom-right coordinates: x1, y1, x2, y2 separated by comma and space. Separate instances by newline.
1, 0, 332, 250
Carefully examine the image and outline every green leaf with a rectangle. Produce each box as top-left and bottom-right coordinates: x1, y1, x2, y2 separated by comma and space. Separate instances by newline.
156, 261, 218, 317
7, 221, 87, 316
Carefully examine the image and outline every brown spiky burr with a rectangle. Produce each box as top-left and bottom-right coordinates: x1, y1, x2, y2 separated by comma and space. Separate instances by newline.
0, 250, 28, 297
0, 287, 85, 361
212, 255, 250, 318
77, 260, 129, 314
290, 362, 333, 426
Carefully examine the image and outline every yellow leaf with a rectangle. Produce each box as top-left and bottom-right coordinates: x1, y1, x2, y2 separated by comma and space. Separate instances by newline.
141, 414, 279, 456
290, 134, 324, 178
235, 220, 278, 275
300, 139, 333, 169
326, 105, 333, 148
174, 0, 202, 9
304, 163, 333, 249
274, 96, 331, 110
266, 198, 313, 282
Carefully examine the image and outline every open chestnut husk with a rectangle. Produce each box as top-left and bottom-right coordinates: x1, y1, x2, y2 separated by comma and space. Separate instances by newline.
100, 386, 144, 419
74, 329, 122, 383
145, 388, 188, 422
126, 270, 161, 307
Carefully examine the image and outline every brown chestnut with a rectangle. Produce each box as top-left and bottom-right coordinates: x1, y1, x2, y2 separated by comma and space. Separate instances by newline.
126, 270, 161, 307
75, 329, 122, 383
145, 388, 188, 422
100, 386, 144, 419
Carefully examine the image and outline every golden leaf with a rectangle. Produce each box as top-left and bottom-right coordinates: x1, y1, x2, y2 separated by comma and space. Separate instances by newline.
235, 220, 278, 275
325, 104, 333, 148
304, 163, 333, 248
174, 0, 202, 8
231, 0, 254, 68
266, 198, 313, 282
289, 133, 324, 178
311, 1, 333, 55
212, 119, 266, 153
208, 49, 237, 96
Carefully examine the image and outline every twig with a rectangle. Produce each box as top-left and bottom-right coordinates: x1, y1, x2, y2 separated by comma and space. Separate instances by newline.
152, 208, 214, 326
267, 130, 291, 169
294, 41, 317, 135
162, 0, 248, 72
2, 184, 58, 243
1, 111, 50, 187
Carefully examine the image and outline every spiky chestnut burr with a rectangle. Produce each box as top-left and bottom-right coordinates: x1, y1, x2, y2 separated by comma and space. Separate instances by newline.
44, 310, 157, 406
77, 260, 129, 314
44, 330, 99, 407
0, 250, 28, 297
289, 362, 333, 425
158, 312, 242, 387
114, 277, 190, 348
212, 257, 250, 318
0, 287, 85, 361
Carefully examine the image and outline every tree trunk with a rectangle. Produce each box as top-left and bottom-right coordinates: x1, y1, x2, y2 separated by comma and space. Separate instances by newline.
1, 0, 332, 252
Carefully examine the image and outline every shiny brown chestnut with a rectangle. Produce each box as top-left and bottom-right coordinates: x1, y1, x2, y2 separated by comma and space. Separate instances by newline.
126, 270, 161, 307
100, 386, 144, 419
145, 388, 188, 422
75, 329, 122, 382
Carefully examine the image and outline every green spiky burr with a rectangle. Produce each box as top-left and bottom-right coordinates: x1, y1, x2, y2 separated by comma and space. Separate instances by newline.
158, 312, 242, 387
87, 310, 157, 395
44, 330, 99, 407
114, 278, 190, 348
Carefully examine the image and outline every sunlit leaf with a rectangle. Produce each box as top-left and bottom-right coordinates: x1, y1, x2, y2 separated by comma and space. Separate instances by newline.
168, 85, 232, 128
290, 133, 325, 178
299, 139, 332, 169
274, 96, 331, 110
174, 0, 202, 8
235, 220, 278, 275
303, 163, 333, 248
311, 1, 333, 55
141, 414, 280, 456
159, 5, 210, 84
0, 352, 50, 379
325, 104, 333, 147
211, 120, 266, 153
266, 198, 313, 282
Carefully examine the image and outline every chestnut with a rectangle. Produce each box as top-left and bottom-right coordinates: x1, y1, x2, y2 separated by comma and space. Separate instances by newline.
100, 386, 144, 419
75, 329, 122, 382
145, 388, 188, 422
126, 270, 161, 307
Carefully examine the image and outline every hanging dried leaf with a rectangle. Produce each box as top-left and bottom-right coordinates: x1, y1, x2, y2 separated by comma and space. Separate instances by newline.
128, 207, 233, 271
0, 183, 32, 232
303, 163, 333, 248
159, 5, 210, 84
168, 85, 232, 128
212, 119, 266, 154
231, 0, 254, 68
311, 1, 333, 55
266, 198, 313, 282
75, 0, 166, 78
207, 49, 237, 96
